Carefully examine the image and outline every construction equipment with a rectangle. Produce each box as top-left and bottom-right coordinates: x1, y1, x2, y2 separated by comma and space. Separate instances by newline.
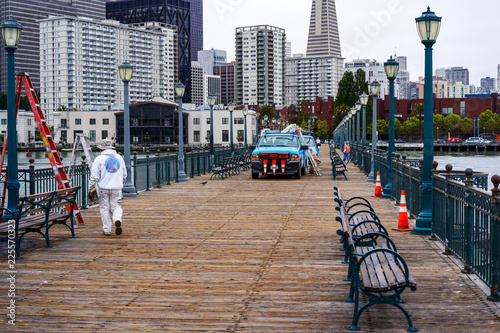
281, 124, 322, 176
0, 73, 84, 224
68, 133, 95, 181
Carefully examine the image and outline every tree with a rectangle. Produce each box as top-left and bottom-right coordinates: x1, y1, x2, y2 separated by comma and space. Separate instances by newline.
444, 113, 462, 136
410, 103, 424, 141
433, 114, 446, 132
402, 117, 420, 140
258, 104, 275, 121
479, 110, 500, 133
296, 110, 311, 127
460, 117, 473, 136
377, 119, 389, 139
0, 93, 6, 109
335, 71, 357, 107
316, 120, 329, 139
354, 68, 369, 98
57, 105, 67, 111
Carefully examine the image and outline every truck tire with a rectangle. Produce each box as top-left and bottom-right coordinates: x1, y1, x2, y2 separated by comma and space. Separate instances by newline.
295, 166, 302, 179
252, 172, 259, 179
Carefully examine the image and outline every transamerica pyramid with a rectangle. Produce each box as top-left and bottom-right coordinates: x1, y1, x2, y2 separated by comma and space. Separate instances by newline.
306, 0, 342, 57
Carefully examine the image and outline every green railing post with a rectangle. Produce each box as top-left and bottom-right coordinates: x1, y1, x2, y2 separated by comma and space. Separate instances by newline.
166, 154, 171, 185
146, 150, 151, 191
29, 157, 36, 195
429, 161, 439, 240
443, 164, 455, 255
197, 147, 201, 176
488, 174, 500, 301
156, 150, 162, 188
81, 156, 88, 209
133, 152, 138, 191
461, 168, 474, 274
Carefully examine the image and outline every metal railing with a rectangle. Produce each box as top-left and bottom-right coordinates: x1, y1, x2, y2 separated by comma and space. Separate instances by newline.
1, 146, 249, 210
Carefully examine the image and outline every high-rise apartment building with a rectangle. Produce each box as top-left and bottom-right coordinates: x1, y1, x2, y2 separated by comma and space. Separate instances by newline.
306, 0, 341, 57
0, 0, 107, 93
235, 25, 286, 106
213, 62, 235, 105
197, 49, 226, 75
39, 17, 177, 121
479, 77, 496, 94
344, 59, 389, 97
191, 62, 205, 106
190, 0, 203, 61
106, 0, 194, 102
285, 54, 343, 105
446, 67, 469, 85
205, 75, 221, 105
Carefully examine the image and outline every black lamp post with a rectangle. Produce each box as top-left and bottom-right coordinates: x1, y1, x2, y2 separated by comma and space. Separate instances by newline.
242, 107, 248, 146
367, 81, 381, 183
413, 7, 441, 235
118, 61, 137, 196
355, 101, 362, 144
382, 56, 399, 199
175, 81, 189, 182
1, 15, 22, 219
208, 96, 216, 166
229, 102, 234, 156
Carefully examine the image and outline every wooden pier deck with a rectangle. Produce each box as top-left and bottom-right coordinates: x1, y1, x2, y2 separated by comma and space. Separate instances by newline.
1, 147, 500, 332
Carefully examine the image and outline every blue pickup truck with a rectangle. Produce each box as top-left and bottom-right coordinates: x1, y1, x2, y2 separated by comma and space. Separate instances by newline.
249, 132, 310, 179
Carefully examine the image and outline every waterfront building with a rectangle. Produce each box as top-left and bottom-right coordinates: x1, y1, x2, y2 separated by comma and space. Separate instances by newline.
306, 0, 341, 57
213, 62, 235, 106
39, 16, 177, 130
197, 49, 226, 75
106, 0, 194, 102
63, 109, 118, 144
0, 0, 107, 94
285, 54, 343, 105
0, 110, 36, 145
235, 25, 286, 106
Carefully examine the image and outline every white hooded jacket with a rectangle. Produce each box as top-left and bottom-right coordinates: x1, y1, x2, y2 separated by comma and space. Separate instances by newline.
89, 149, 127, 190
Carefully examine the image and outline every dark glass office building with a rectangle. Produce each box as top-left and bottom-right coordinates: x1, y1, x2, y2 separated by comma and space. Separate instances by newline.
106, 0, 197, 103
189, 0, 203, 61
0, 0, 106, 93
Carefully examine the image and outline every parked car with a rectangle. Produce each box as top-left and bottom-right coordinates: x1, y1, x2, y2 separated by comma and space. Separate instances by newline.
465, 137, 490, 144
447, 137, 463, 143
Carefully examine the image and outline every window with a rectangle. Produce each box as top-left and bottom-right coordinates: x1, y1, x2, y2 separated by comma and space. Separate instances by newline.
1, 119, 6, 125
234, 117, 244, 124
222, 130, 229, 142
102, 130, 108, 139
89, 130, 96, 142
193, 118, 200, 125
206, 118, 210, 125
206, 130, 210, 140
442, 107, 453, 115
237, 130, 244, 141
460, 101, 465, 118
75, 118, 81, 125
193, 130, 200, 142
103, 118, 109, 125
222, 118, 229, 125
90, 118, 96, 125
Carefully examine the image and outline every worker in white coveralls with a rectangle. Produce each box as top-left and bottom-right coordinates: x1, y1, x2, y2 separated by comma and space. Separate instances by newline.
89, 138, 126, 236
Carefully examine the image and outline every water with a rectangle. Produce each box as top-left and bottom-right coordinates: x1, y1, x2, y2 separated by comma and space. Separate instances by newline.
403, 150, 500, 190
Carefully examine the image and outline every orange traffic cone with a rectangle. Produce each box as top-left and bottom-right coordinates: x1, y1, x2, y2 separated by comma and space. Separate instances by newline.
393, 190, 413, 232
372, 172, 382, 197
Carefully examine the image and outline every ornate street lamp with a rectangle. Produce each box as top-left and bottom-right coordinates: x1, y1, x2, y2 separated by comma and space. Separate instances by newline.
1, 15, 22, 218
118, 61, 138, 194
263, 114, 268, 128
242, 107, 248, 146
414, 7, 441, 235
228, 102, 234, 156
350, 108, 356, 146
355, 101, 362, 145
383, 55, 399, 199
360, 92, 369, 147
367, 81, 381, 182
175, 81, 189, 181
271, 117, 276, 130
208, 96, 216, 167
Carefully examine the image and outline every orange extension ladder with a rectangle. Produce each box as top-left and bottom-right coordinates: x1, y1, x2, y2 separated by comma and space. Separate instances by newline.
0, 73, 84, 224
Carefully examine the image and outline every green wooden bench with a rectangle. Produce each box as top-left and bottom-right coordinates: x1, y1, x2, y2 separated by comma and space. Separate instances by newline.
0, 186, 80, 259
334, 187, 418, 332
331, 151, 348, 180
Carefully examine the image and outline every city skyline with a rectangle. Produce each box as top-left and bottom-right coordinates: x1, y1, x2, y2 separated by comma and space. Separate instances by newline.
204, 0, 500, 88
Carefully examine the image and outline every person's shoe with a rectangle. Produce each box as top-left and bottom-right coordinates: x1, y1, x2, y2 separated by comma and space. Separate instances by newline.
103, 231, 111, 236
115, 220, 122, 236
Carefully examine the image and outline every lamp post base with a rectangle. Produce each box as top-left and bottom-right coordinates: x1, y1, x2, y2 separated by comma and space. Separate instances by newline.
412, 211, 432, 235
382, 185, 392, 199
177, 171, 189, 182
122, 184, 137, 197
367, 171, 374, 182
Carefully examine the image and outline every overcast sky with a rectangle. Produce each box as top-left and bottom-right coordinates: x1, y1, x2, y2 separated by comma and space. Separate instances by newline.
204, 0, 499, 87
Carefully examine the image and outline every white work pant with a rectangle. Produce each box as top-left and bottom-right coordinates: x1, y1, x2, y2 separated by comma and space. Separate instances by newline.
98, 189, 123, 233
